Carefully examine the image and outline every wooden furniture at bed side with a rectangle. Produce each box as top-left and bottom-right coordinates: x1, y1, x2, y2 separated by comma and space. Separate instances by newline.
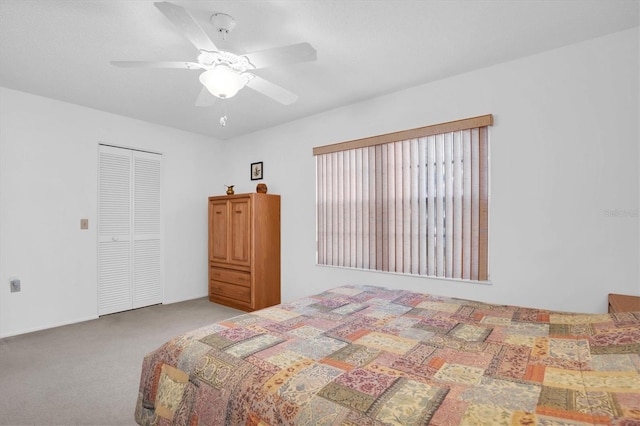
208, 193, 280, 312
608, 293, 640, 313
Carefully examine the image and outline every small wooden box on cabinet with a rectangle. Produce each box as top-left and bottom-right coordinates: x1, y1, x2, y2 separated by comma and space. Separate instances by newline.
208, 193, 280, 311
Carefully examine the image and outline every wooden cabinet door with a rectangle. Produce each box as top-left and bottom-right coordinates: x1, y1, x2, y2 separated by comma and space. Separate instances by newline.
209, 199, 229, 263
228, 198, 251, 267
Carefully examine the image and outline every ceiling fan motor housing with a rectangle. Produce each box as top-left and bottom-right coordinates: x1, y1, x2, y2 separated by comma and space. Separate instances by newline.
197, 51, 254, 73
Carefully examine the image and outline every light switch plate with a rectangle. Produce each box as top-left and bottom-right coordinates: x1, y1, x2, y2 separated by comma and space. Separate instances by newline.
80, 219, 89, 229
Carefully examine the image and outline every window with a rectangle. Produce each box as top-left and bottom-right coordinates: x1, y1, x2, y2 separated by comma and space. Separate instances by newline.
314, 114, 492, 281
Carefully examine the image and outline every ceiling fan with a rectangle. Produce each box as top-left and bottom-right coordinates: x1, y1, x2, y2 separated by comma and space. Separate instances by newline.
111, 1, 316, 108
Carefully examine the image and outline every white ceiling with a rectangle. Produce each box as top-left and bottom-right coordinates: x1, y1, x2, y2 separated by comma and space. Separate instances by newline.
1, 0, 638, 140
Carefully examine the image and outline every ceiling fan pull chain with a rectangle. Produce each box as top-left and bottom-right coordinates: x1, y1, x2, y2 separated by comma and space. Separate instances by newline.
219, 101, 228, 127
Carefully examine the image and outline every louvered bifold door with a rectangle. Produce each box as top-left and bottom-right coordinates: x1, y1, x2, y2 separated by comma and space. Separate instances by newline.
98, 145, 163, 315
98, 145, 133, 315
132, 151, 163, 309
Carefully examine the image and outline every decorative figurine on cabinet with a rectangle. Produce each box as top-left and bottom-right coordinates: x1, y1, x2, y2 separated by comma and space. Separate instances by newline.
256, 183, 268, 193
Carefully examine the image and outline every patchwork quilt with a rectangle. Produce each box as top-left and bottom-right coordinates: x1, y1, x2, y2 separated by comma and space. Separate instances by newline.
135, 285, 640, 425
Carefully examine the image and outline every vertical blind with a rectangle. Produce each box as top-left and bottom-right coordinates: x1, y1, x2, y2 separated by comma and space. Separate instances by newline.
314, 114, 492, 281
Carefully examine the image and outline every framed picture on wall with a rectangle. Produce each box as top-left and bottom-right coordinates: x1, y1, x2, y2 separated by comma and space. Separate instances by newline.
251, 162, 263, 180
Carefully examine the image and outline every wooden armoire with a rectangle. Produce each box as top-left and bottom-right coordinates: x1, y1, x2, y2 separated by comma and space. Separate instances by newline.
208, 193, 281, 311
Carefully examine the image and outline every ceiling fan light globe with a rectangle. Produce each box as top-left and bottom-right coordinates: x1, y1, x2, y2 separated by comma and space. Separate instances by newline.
199, 66, 249, 99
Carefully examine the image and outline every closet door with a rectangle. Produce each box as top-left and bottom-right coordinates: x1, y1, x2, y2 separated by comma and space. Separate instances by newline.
98, 145, 163, 315
132, 151, 163, 308
98, 146, 133, 315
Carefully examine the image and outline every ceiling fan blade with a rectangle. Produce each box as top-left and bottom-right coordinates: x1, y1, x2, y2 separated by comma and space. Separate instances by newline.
246, 75, 298, 105
244, 42, 317, 69
110, 61, 203, 69
195, 87, 218, 107
154, 2, 218, 53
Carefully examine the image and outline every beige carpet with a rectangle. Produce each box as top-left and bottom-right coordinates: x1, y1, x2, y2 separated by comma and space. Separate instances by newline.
0, 298, 242, 426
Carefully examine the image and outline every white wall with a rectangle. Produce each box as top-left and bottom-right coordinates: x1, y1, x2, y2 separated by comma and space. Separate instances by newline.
222, 28, 640, 314
0, 88, 224, 337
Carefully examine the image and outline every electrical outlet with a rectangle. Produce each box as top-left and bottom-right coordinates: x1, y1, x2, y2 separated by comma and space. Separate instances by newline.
80, 219, 89, 230
10, 279, 21, 293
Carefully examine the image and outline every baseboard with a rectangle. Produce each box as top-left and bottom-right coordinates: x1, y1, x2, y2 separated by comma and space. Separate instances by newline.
0, 315, 99, 339
163, 293, 209, 305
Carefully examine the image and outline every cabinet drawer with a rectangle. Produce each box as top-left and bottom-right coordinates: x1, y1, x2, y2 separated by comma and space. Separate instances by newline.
210, 267, 251, 287
210, 280, 251, 303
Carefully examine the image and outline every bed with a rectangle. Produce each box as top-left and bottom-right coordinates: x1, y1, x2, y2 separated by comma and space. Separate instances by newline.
135, 285, 640, 425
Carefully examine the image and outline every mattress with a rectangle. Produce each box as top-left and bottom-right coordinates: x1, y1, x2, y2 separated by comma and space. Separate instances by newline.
135, 285, 640, 425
